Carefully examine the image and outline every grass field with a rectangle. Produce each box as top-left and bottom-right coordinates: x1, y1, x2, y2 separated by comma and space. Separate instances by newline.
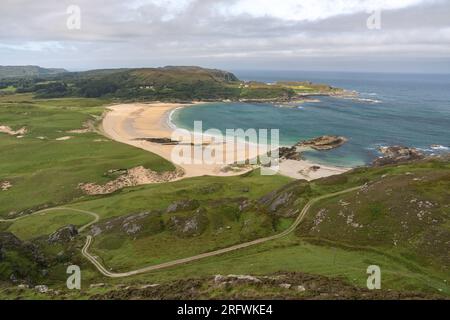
4, 209, 94, 240
0, 94, 175, 217
73, 234, 448, 297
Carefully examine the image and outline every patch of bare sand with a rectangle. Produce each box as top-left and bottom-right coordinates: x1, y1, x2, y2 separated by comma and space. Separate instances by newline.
0, 181, 12, 191
279, 160, 349, 180
79, 166, 184, 195
56, 136, 73, 141
0, 125, 27, 136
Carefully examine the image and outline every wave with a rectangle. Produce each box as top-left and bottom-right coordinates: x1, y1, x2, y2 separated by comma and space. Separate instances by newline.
167, 107, 183, 130
430, 145, 449, 151
355, 98, 382, 104
342, 96, 382, 104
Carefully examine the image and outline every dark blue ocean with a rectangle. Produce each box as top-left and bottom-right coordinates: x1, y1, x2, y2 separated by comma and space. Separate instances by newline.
172, 71, 450, 167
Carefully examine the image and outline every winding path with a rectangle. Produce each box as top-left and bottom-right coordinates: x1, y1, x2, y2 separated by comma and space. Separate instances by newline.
0, 207, 99, 233
81, 186, 362, 278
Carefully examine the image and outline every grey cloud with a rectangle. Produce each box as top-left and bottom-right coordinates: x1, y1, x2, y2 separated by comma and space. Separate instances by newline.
0, 0, 449, 72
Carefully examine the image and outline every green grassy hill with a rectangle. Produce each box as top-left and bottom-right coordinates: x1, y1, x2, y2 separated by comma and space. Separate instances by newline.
299, 160, 450, 274
0, 94, 175, 216
1, 66, 342, 101
0, 66, 67, 79
1, 154, 449, 299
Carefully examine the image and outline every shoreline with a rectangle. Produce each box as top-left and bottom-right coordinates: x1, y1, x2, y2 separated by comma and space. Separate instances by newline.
101, 102, 350, 180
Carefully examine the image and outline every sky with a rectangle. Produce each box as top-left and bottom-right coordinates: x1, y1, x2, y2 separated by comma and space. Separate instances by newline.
1, 0, 449, 73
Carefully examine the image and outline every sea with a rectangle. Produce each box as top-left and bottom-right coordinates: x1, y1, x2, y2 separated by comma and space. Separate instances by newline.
171, 71, 450, 168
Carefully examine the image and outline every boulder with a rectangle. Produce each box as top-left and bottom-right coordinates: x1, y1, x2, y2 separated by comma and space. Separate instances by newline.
297, 135, 348, 150
34, 285, 49, 293
373, 146, 425, 167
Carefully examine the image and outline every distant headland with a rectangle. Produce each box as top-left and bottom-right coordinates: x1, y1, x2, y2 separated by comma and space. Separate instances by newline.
0, 65, 354, 102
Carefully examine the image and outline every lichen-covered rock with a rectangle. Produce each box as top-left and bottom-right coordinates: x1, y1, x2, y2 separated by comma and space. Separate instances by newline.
166, 199, 200, 213
168, 208, 209, 237
48, 225, 78, 244
89, 211, 164, 238
258, 181, 310, 217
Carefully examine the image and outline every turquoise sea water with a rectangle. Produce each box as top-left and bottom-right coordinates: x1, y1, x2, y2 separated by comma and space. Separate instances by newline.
172, 71, 450, 167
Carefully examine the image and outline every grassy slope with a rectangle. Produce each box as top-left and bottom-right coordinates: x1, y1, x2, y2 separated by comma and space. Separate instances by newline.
73, 170, 292, 270
0, 94, 175, 216
0, 93, 448, 299
5, 209, 93, 240
74, 159, 449, 297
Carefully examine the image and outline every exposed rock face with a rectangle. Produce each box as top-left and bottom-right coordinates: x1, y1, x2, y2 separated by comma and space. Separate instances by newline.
89, 211, 163, 237
48, 225, 78, 244
214, 274, 262, 284
90, 271, 444, 300
258, 181, 310, 217
166, 199, 200, 213
297, 135, 348, 150
168, 208, 209, 237
279, 146, 303, 161
79, 166, 184, 195
373, 146, 425, 167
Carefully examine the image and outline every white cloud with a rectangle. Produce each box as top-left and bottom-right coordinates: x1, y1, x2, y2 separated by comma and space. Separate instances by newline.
219, 0, 433, 21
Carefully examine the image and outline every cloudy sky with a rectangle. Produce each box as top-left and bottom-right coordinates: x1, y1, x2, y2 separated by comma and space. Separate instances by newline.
1, 0, 449, 73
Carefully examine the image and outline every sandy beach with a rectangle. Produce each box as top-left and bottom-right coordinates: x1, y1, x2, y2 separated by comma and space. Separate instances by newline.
101, 103, 350, 180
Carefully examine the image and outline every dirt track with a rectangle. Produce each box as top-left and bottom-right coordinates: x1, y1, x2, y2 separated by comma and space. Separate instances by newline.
81, 186, 362, 278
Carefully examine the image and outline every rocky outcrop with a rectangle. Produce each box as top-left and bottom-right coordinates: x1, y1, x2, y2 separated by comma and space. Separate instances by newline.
373, 146, 425, 167
258, 181, 311, 217
79, 166, 184, 195
90, 211, 164, 237
166, 199, 200, 213
48, 225, 78, 244
168, 208, 209, 237
90, 271, 444, 300
279, 146, 303, 161
297, 135, 348, 150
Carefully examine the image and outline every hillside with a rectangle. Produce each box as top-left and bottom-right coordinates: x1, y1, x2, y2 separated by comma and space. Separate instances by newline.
0, 66, 67, 79
1, 153, 449, 299
0, 66, 343, 101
